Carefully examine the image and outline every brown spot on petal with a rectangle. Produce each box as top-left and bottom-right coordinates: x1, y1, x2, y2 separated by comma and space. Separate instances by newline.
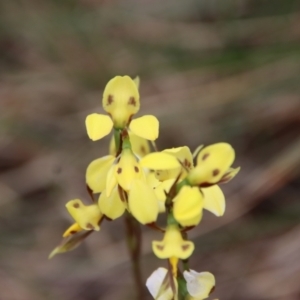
70, 230, 77, 234
128, 96, 136, 106
86, 223, 94, 230
212, 169, 220, 176
156, 245, 164, 251
107, 94, 114, 105
73, 203, 80, 208
182, 244, 190, 251
140, 146, 146, 154
183, 158, 191, 168
202, 153, 210, 161
134, 166, 139, 173
117, 167, 122, 174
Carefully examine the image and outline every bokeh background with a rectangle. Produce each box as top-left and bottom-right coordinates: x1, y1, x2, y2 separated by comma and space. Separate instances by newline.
1, 0, 300, 299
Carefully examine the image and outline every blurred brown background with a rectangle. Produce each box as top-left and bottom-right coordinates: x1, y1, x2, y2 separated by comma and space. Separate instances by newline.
1, 0, 300, 299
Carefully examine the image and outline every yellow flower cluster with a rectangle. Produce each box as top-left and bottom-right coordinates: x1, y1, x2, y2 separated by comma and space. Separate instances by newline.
50, 75, 240, 299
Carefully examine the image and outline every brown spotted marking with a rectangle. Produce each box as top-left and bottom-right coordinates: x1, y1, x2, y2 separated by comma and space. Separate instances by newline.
202, 153, 210, 161
182, 244, 190, 251
128, 96, 136, 106
134, 166, 139, 173
183, 158, 192, 168
212, 169, 220, 177
140, 146, 146, 155
86, 223, 95, 230
107, 94, 114, 105
70, 230, 77, 234
156, 245, 164, 251
73, 203, 80, 208
117, 167, 122, 174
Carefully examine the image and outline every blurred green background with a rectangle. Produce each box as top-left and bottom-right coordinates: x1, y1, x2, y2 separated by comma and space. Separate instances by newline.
1, 0, 300, 299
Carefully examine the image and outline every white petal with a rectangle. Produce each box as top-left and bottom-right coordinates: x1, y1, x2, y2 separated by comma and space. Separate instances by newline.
146, 268, 168, 298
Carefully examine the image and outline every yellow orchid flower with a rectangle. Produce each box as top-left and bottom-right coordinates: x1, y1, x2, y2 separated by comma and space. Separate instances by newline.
140, 143, 240, 218
85, 76, 159, 142
152, 225, 194, 259
63, 199, 102, 237
187, 143, 236, 186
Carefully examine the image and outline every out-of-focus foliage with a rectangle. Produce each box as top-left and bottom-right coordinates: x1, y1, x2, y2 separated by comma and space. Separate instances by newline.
0, 0, 300, 299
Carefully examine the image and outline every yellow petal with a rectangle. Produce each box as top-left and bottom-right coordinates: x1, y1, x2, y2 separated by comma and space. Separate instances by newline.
219, 166, 240, 184
133, 76, 140, 89
155, 169, 181, 181
188, 143, 235, 185
130, 132, 151, 157
154, 179, 174, 202
152, 225, 194, 259
154, 146, 193, 181
86, 156, 115, 193
65, 199, 102, 231
129, 179, 159, 224
146, 171, 160, 188
85, 113, 113, 141
164, 146, 194, 170
62, 223, 83, 237
98, 188, 125, 220
140, 152, 181, 170
173, 186, 204, 227
102, 76, 140, 128
202, 185, 225, 216
129, 115, 159, 141
106, 164, 118, 197
115, 149, 142, 192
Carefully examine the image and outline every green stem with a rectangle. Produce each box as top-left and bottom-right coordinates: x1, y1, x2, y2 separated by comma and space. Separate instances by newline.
124, 212, 146, 300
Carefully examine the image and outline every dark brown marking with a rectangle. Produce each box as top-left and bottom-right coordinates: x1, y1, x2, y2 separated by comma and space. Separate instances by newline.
73, 203, 80, 208
202, 153, 210, 161
183, 158, 191, 168
182, 244, 190, 251
140, 146, 146, 154
70, 230, 77, 234
212, 169, 220, 176
209, 286, 215, 295
128, 96, 136, 106
156, 245, 164, 251
86, 223, 94, 230
107, 94, 114, 105
117, 167, 122, 174
134, 166, 139, 173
